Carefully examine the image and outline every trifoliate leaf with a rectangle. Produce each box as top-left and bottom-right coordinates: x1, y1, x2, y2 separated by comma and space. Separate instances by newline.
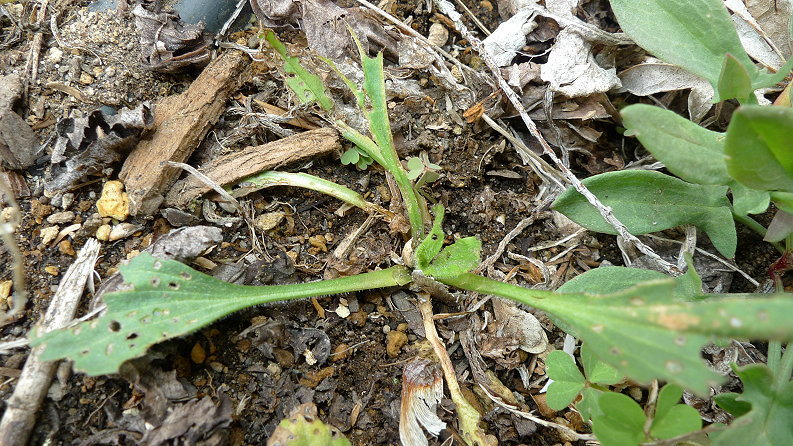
591, 392, 646, 446
545, 350, 586, 411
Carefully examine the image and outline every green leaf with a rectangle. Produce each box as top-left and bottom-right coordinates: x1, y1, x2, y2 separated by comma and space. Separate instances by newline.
731, 182, 771, 216
558, 266, 669, 295
447, 273, 793, 395
414, 204, 445, 270
581, 343, 622, 385
270, 406, 351, 446
714, 392, 752, 417
591, 392, 646, 446
725, 106, 793, 193
265, 31, 334, 111
552, 170, 736, 258
423, 237, 482, 280
621, 104, 729, 185
655, 383, 684, 420
771, 192, 793, 215
545, 350, 586, 410
718, 53, 755, 104
340, 148, 360, 165
609, 0, 755, 96
31, 254, 411, 375
712, 364, 793, 446
578, 387, 606, 421
650, 404, 702, 439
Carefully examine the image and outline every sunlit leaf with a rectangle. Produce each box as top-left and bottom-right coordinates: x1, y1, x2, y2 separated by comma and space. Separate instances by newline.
718, 53, 755, 104
591, 392, 646, 446
422, 237, 481, 280
650, 384, 702, 439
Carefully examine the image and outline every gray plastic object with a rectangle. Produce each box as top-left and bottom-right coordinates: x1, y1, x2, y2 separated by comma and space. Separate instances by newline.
90, 0, 247, 34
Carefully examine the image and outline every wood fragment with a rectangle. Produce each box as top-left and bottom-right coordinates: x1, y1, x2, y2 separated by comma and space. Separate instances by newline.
0, 239, 100, 446
119, 50, 248, 216
164, 127, 340, 208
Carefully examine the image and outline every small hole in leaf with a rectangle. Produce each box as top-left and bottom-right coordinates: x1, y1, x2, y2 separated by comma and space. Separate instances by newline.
106, 344, 114, 354
140, 316, 152, 324
109, 320, 122, 332
730, 317, 743, 328
127, 311, 138, 317
129, 343, 136, 348
591, 324, 604, 333
609, 347, 622, 356
126, 332, 138, 340
674, 336, 686, 346
172, 317, 180, 324
180, 271, 192, 280
81, 349, 90, 355
151, 277, 161, 287
153, 260, 162, 270
665, 360, 683, 374
167, 282, 180, 290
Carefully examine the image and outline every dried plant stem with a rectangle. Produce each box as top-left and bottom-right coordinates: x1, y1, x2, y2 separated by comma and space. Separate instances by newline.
0, 180, 26, 325
417, 295, 495, 446
433, 0, 677, 275
0, 239, 100, 446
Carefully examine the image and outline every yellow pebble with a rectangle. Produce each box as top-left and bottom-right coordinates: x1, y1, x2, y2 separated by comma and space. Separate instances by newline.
45, 265, 60, 276
95, 224, 111, 241
96, 181, 130, 221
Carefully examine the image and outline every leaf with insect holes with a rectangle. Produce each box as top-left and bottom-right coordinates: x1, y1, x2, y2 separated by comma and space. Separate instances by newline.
621, 104, 729, 185
552, 170, 736, 258
650, 384, 702, 439
265, 31, 334, 110
591, 392, 646, 446
444, 272, 793, 395
726, 106, 793, 193
269, 405, 351, 446
545, 350, 586, 411
31, 254, 411, 376
711, 364, 793, 446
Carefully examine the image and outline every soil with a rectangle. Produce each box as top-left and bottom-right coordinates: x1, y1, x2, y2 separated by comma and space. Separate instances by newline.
0, 1, 782, 446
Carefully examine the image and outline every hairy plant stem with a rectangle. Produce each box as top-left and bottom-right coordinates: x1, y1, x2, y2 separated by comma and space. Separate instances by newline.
733, 211, 784, 254
440, 273, 556, 306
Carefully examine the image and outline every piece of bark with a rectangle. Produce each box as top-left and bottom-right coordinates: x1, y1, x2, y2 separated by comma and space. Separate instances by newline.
0, 74, 38, 170
164, 127, 340, 208
120, 50, 248, 216
0, 239, 101, 446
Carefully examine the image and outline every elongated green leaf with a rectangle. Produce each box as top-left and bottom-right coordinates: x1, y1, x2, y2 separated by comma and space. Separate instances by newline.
592, 392, 646, 446
621, 104, 729, 185
609, 0, 755, 95
265, 31, 334, 111
711, 365, 793, 446
558, 262, 702, 301
31, 254, 411, 376
444, 273, 793, 395
718, 53, 755, 104
553, 170, 736, 258
725, 106, 793, 193
546, 350, 586, 410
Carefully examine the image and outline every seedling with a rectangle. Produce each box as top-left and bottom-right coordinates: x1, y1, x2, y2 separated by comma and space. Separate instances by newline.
406, 152, 442, 189
32, 23, 793, 446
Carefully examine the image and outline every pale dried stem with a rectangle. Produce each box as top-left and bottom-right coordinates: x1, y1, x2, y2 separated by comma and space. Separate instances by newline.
0, 239, 100, 446
433, 0, 677, 275
0, 180, 27, 326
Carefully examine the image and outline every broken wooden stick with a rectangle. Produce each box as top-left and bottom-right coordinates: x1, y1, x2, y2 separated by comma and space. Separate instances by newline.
119, 50, 248, 216
164, 127, 340, 208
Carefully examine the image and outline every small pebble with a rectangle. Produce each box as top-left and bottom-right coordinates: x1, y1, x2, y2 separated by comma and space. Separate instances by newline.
46, 211, 75, 225
40, 226, 60, 246
308, 234, 328, 252
109, 223, 140, 241
254, 212, 284, 231
60, 192, 75, 210
330, 343, 351, 362
190, 343, 206, 364
45, 265, 60, 276
58, 240, 76, 256
208, 361, 224, 373
386, 330, 408, 357
95, 224, 111, 241
96, 181, 130, 221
